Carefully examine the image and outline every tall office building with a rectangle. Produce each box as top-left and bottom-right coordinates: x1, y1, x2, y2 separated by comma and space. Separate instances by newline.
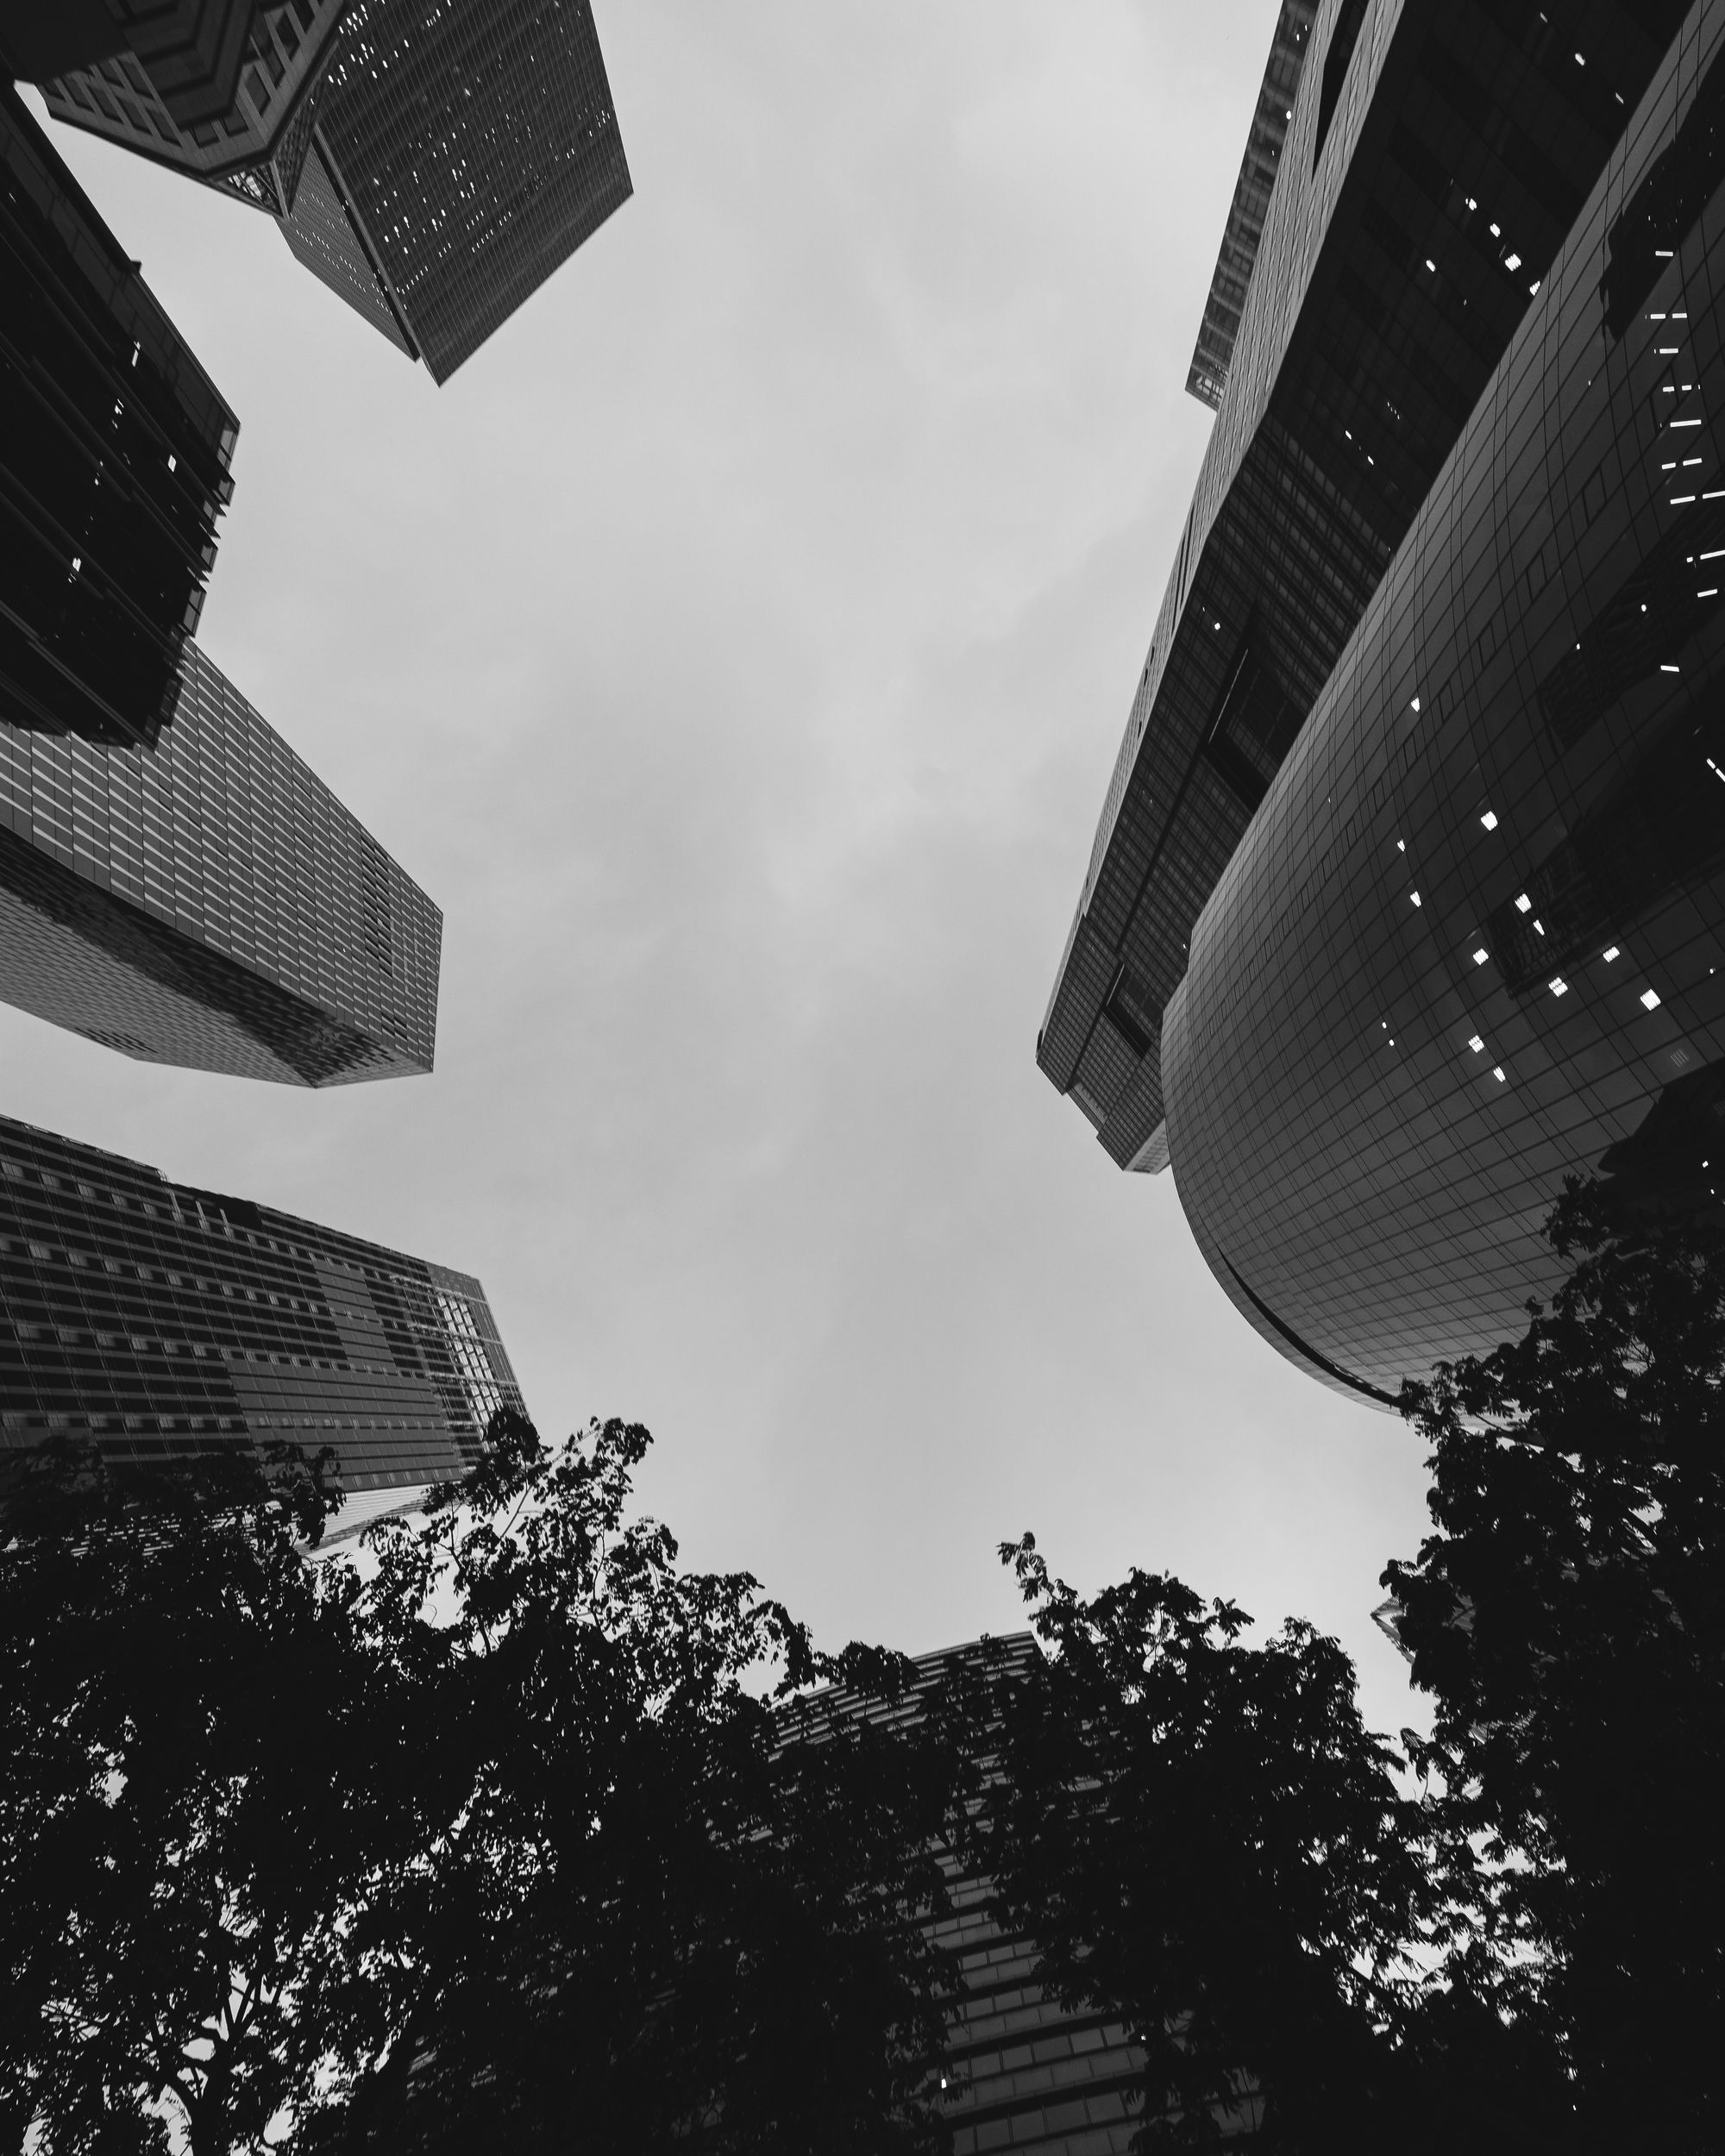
0, 637, 442, 1086
38, 1, 354, 216
0, 85, 236, 749
786, 1638, 1199, 2156
274, 0, 631, 381
1039, 0, 1721, 1401
0, 1110, 524, 1509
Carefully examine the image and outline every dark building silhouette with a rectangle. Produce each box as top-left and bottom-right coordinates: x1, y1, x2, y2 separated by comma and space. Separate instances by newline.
788, 1639, 1258, 2154
0, 85, 235, 749
274, 0, 631, 381
0, 1110, 523, 1505
1039, 0, 1725, 1398
38, 1, 353, 216
0, 637, 442, 1086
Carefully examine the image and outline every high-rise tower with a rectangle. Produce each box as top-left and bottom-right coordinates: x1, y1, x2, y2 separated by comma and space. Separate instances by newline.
0, 638, 442, 1086
1040, 0, 1718, 1400
274, 0, 631, 381
0, 86, 236, 749
0, 1111, 523, 1510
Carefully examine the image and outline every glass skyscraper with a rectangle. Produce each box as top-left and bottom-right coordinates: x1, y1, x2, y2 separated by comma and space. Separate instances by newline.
275, 0, 631, 381
1042, 0, 1717, 1400
0, 86, 236, 751
0, 1110, 524, 1504
0, 637, 442, 1086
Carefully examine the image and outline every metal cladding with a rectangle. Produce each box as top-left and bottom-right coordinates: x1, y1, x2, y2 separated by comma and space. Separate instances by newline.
41, 2, 354, 216
1040, 0, 1684, 1182
0, 639, 443, 1086
783, 1637, 1160, 2155
0, 88, 236, 749
0, 1111, 524, 1495
1164, 2, 1725, 1403
276, 0, 632, 381
1185, 0, 1319, 411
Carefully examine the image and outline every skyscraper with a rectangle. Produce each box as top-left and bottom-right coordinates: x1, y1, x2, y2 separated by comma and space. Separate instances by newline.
274, 0, 631, 381
0, 637, 442, 1086
1162, 3, 1725, 1401
0, 85, 236, 749
1040, 0, 1713, 1399
38, 1, 353, 216
0, 1110, 524, 1509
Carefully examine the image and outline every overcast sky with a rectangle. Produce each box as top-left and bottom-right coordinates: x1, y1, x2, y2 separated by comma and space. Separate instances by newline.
13, 3, 1433, 1732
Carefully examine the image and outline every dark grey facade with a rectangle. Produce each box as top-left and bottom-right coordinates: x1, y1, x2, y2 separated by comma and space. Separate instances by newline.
0, 637, 442, 1086
1040, 0, 1683, 1183
1163, 1, 1725, 1401
39, 1, 351, 216
275, 0, 631, 381
0, 1110, 524, 1496
1185, 0, 1318, 411
790, 1639, 1256, 2156
0, 86, 236, 750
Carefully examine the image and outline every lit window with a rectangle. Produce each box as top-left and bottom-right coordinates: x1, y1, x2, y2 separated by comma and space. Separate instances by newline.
1410, 890, 1422, 907
1425, 258, 1436, 273
1466, 196, 1477, 210
1505, 252, 1522, 271
1493, 1067, 1507, 1082
1480, 810, 1498, 830
1641, 988, 1662, 1011
1515, 893, 1532, 912
1410, 695, 1421, 711
1603, 946, 1621, 962
1396, 839, 1406, 852
1549, 977, 1568, 997
1468, 1034, 1484, 1052
1473, 948, 1489, 966
1490, 222, 1501, 236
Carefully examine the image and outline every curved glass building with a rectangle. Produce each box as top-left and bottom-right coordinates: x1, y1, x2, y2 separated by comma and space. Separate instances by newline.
1042, 0, 1725, 1401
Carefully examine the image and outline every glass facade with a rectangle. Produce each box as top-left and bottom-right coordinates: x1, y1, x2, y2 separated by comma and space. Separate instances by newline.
0, 638, 442, 1086
41, 2, 353, 216
1039, 0, 1684, 1180
790, 1639, 1199, 2156
0, 88, 237, 750
276, 0, 631, 383
1162, 2, 1725, 1401
0, 1109, 524, 1495
1185, 0, 1318, 411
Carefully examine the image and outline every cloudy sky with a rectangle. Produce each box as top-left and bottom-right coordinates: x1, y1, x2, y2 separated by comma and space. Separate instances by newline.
13, 3, 1431, 1730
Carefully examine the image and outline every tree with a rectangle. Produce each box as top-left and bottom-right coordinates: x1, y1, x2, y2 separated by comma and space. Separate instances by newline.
1388, 1180, 1725, 2154
959, 1540, 1431, 2153
0, 1438, 409, 2156
3, 1416, 972, 2155
298, 1412, 972, 2156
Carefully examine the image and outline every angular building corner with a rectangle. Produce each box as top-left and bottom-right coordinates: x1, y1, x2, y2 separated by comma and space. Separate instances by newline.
22, 0, 633, 385
0, 638, 443, 1086
0, 1110, 525, 1510
1043, 0, 1715, 1402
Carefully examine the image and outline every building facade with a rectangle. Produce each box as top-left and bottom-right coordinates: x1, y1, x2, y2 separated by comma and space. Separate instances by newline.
1041, 0, 1684, 1183
0, 87, 236, 750
0, 1110, 523, 1501
1038, 0, 1720, 1400
0, 637, 442, 1086
274, 0, 631, 381
39, 0, 354, 217
1162, 1, 1725, 1401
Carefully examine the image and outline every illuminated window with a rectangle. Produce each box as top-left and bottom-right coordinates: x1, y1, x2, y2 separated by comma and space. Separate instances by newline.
1641, 988, 1662, 1010
1479, 810, 1498, 830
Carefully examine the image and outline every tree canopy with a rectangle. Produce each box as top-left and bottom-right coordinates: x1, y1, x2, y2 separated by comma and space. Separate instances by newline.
1, 1416, 972, 2156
